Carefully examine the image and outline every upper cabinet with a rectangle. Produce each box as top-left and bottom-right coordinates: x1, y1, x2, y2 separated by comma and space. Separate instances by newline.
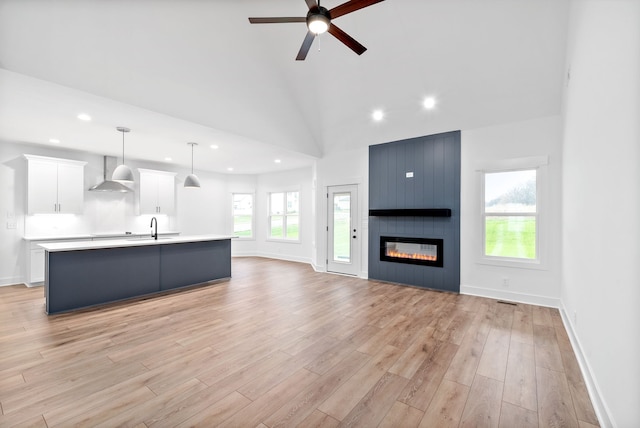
138, 169, 176, 215
25, 155, 87, 214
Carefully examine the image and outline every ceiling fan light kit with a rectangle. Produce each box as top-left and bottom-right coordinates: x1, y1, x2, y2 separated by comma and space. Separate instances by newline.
307, 7, 330, 34
249, 0, 384, 60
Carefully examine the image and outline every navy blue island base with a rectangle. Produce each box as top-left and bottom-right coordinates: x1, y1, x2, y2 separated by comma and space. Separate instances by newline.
44, 238, 232, 314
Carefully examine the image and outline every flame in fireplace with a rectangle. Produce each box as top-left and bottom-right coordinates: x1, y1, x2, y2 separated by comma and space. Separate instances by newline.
386, 249, 437, 261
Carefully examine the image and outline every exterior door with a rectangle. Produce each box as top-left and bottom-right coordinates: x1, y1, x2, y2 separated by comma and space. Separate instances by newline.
327, 185, 359, 276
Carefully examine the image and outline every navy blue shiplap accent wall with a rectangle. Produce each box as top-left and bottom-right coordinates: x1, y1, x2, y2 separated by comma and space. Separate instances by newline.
368, 131, 461, 292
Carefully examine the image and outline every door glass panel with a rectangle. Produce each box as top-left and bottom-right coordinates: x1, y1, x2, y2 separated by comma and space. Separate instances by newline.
333, 193, 351, 262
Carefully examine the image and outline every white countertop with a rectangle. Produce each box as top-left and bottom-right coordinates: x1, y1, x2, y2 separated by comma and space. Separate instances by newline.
24, 231, 181, 241
39, 234, 235, 252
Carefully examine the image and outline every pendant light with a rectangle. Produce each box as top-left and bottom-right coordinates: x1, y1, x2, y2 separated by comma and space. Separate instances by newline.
184, 142, 201, 188
112, 126, 134, 183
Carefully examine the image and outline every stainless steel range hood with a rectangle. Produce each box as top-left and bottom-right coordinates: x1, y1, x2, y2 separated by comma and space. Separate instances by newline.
89, 156, 133, 192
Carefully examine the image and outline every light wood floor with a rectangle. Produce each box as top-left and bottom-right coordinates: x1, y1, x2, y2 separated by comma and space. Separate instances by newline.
0, 257, 599, 427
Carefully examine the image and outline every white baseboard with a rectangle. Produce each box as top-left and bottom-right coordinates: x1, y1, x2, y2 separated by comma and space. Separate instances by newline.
231, 251, 312, 266
559, 304, 612, 428
234, 254, 369, 280
460, 284, 560, 308
311, 263, 326, 273
0, 276, 25, 287
310, 263, 368, 280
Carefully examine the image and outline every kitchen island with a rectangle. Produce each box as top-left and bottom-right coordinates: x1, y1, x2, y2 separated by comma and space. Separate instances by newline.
40, 235, 234, 314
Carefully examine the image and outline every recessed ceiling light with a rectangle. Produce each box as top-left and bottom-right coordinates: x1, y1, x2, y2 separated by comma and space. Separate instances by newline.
49, 138, 60, 144
227, 167, 234, 171
77, 113, 91, 121
164, 157, 172, 162
423, 97, 436, 109
210, 144, 219, 149
372, 109, 384, 121
274, 159, 281, 164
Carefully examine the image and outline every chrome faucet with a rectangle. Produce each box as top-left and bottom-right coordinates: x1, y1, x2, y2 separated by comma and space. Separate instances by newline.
150, 216, 158, 240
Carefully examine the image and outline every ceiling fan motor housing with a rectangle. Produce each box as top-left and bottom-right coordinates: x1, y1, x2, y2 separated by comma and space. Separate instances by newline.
307, 6, 331, 34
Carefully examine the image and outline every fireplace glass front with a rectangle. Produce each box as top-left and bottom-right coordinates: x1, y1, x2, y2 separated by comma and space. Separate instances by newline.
380, 236, 444, 267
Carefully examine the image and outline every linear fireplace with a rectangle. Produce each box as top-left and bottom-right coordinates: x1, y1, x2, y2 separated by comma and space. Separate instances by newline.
380, 236, 444, 267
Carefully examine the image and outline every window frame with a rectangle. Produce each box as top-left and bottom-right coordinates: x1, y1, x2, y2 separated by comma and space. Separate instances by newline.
231, 192, 255, 240
476, 156, 548, 270
267, 190, 300, 243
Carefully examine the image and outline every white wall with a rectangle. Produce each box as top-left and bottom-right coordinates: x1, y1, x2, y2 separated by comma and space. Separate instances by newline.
227, 168, 315, 265
0, 142, 28, 285
248, 167, 315, 264
314, 147, 369, 276
561, 1, 640, 426
175, 169, 228, 236
460, 116, 563, 306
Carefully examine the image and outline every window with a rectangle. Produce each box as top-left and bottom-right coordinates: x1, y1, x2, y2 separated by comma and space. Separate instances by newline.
232, 193, 254, 239
269, 191, 299, 241
478, 156, 548, 268
483, 169, 537, 260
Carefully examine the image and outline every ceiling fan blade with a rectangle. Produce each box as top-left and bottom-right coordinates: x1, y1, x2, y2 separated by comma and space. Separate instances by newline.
305, 0, 318, 10
328, 24, 367, 55
296, 31, 316, 61
248, 17, 306, 24
329, 0, 384, 19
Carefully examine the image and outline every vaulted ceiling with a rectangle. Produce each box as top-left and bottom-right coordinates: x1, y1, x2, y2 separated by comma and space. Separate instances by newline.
0, 0, 569, 174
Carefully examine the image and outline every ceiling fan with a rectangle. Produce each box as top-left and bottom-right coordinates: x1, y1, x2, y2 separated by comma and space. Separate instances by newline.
249, 0, 384, 60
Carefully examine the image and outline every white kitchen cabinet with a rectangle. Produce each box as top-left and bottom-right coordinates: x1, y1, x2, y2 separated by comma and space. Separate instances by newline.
29, 246, 45, 285
25, 155, 87, 214
138, 169, 176, 215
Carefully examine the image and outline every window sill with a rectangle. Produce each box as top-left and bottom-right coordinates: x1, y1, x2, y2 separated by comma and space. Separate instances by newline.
267, 238, 301, 244
476, 256, 547, 271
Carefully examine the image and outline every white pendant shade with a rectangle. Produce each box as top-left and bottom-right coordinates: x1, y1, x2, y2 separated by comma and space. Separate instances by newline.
184, 173, 201, 188
184, 142, 201, 188
112, 164, 134, 183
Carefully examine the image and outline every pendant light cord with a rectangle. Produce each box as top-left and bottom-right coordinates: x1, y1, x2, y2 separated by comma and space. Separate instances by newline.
115, 127, 131, 168
191, 144, 194, 174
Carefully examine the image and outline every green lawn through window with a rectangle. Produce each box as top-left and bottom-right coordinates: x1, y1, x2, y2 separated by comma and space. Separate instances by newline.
485, 216, 536, 259
270, 224, 299, 240
233, 215, 253, 237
